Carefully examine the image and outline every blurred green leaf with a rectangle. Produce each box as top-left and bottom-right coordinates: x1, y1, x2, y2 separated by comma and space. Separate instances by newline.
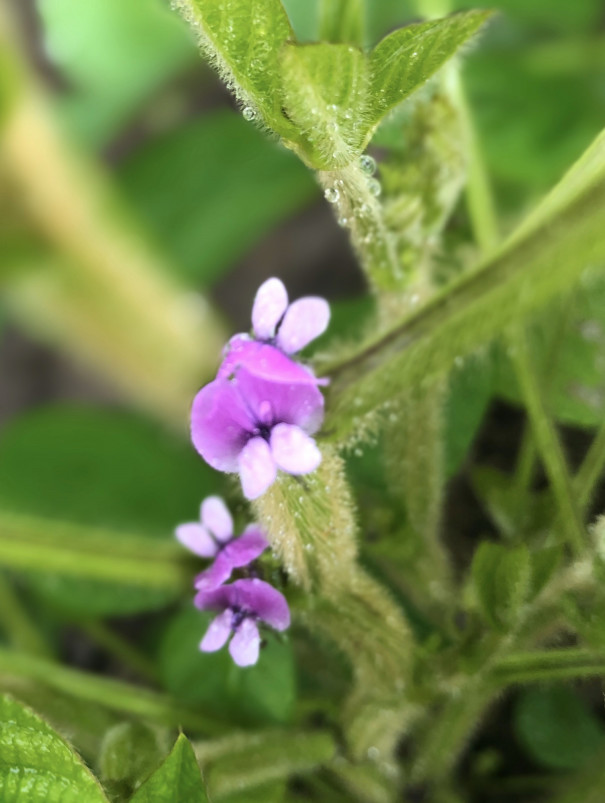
280, 42, 369, 168
195, 729, 335, 800
119, 111, 317, 286
514, 686, 605, 770
471, 542, 531, 630
319, 0, 365, 46
0, 694, 108, 802
130, 734, 208, 803
367, 11, 491, 131
281, 0, 318, 41
99, 721, 166, 798
0, 405, 219, 615
39, 0, 199, 146
445, 356, 493, 476
158, 606, 296, 726
494, 273, 605, 428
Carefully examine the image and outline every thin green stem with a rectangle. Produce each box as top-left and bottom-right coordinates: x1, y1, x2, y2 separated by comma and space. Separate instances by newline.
0, 510, 189, 592
0, 647, 226, 734
514, 422, 537, 493
575, 417, 605, 514
77, 619, 159, 685
0, 572, 51, 657
492, 647, 605, 685
510, 327, 585, 555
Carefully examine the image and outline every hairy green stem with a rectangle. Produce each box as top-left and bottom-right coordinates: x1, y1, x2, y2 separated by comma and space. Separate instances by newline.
510, 327, 585, 555
0, 647, 226, 733
492, 647, 605, 685
318, 164, 401, 294
319, 0, 365, 46
0, 572, 51, 657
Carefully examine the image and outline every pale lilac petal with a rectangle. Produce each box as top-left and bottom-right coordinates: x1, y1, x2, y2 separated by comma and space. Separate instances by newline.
238, 437, 277, 500
201, 496, 233, 543
236, 364, 324, 436
190, 378, 255, 472
235, 578, 290, 631
270, 424, 322, 475
200, 609, 233, 652
252, 278, 289, 340
175, 523, 218, 558
216, 334, 256, 380
194, 528, 268, 591
277, 297, 330, 354
219, 339, 319, 386
229, 618, 261, 667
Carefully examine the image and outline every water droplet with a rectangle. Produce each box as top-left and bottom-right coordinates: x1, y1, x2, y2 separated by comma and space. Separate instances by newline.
338, 216, 349, 227
359, 154, 377, 175
368, 178, 382, 197
242, 106, 256, 122
324, 187, 340, 204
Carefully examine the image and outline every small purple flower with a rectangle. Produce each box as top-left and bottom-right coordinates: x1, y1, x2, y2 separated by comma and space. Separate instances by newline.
175, 496, 269, 590
196, 578, 290, 667
191, 344, 324, 500
250, 277, 330, 355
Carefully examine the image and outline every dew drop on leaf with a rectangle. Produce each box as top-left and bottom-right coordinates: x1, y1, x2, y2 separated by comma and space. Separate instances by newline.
359, 154, 377, 175
324, 187, 340, 204
368, 178, 382, 197
242, 106, 256, 121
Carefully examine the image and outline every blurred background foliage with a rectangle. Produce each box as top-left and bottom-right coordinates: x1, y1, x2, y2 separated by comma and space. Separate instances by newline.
0, 0, 605, 800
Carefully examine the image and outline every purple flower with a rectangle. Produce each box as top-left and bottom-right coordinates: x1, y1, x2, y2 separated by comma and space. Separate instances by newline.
191, 342, 324, 500
175, 496, 269, 590
249, 277, 330, 355
196, 578, 290, 667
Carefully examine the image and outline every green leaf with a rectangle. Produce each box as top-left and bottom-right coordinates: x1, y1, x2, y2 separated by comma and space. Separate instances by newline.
0, 405, 219, 615
39, 0, 198, 146
320, 125, 605, 445
471, 542, 531, 630
280, 42, 369, 168
130, 734, 208, 803
119, 111, 317, 286
367, 11, 492, 132
0, 694, 108, 802
494, 274, 605, 428
176, 0, 296, 139
445, 355, 493, 476
514, 686, 605, 770
99, 722, 166, 798
281, 0, 318, 41
158, 606, 296, 726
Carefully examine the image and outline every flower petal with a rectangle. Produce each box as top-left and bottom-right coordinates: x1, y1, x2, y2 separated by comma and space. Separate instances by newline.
270, 423, 322, 475
195, 527, 269, 591
238, 437, 277, 500
277, 297, 330, 354
200, 609, 233, 652
234, 578, 290, 631
201, 496, 233, 543
175, 522, 218, 558
229, 618, 261, 667
190, 378, 254, 472
236, 363, 324, 436
252, 277, 289, 340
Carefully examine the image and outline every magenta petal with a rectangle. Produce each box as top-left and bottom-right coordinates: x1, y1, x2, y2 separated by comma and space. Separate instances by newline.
190, 378, 254, 472
236, 578, 291, 631
236, 363, 324, 435
195, 527, 269, 591
200, 609, 233, 652
201, 496, 233, 543
175, 523, 218, 558
277, 297, 330, 354
252, 278, 289, 340
238, 437, 277, 500
270, 424, 322, 475
229, 618, 261, 667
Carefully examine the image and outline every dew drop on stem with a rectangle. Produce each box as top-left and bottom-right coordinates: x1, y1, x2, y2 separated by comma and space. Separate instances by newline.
324, 187, 340, 204
359, 154, 377, 175
242, 106, 256, 121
